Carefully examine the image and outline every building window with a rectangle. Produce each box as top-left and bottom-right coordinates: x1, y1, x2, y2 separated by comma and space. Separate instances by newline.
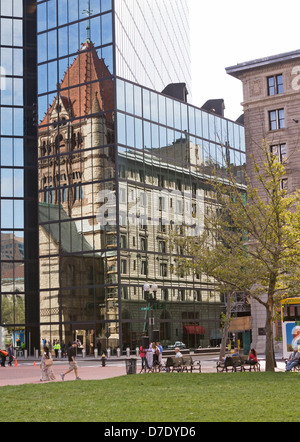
280, 178, 288, 191
269, 109, 285, 131
162, 288, 169, 301
121, 260, 127, 274
159, 196, 166, 211
120, 235, 127, 248
179, 289, 185, 301
140, 237, 147, 251
61, 185, 67, 203
139, 191, 147, 208
141, 260, 148, 276
74, 185, 83, 201
139, 170, 145, 183
160, 263, 168, 277
159, 240, 166, 253
122, 287, 128, 300
267, 74, 283, 96
270, 144, 287, 163
158, 174, 165, 187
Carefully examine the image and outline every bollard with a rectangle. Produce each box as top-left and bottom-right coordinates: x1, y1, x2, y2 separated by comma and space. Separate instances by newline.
136, 347, 140, 357
107, 348, 111, 358
58, 350, 62, 359
94, 349, 98, 359
126, 347, 130, 357
82, 349, 86, 359
117, 348, 121, 358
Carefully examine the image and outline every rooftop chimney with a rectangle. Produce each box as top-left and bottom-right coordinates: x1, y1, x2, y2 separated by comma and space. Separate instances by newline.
161, 83, 188, 103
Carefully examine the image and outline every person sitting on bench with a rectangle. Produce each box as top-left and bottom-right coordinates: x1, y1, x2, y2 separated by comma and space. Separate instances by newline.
286, 348, 300, 372
175, 347, 183, 358
246, 348, 259, 369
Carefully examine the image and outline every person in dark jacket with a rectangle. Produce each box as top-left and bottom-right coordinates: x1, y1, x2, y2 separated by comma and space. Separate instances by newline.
7, 344, 14, 366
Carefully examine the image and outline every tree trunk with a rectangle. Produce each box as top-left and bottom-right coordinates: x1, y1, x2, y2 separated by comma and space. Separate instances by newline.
265, 302, 275, 372
219, 295, 231, 361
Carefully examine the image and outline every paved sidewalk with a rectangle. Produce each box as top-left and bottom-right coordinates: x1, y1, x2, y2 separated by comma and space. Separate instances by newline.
0, 356, 287, 387
0, 362, 127, 387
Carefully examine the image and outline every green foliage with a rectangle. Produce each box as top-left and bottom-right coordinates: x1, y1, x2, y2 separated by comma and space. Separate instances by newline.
171, 141, 300, 370
173, 141, 300, 301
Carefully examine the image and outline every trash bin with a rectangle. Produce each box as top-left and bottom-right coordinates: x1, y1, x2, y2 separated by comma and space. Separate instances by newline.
125, 358, 137, 375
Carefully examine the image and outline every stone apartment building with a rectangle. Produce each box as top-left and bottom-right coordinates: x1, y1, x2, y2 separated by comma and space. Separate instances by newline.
226, 49, 300, 352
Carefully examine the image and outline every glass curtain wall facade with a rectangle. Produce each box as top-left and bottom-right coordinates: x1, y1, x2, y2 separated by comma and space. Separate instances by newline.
0, 0, 39, 353
34, 0, 245, 354
116, 79, 245, 350
37, 0, 114, 352
114, 0, 192, 96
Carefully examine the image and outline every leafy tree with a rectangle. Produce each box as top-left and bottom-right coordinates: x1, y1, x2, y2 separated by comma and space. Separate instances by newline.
172, 141, 300, 371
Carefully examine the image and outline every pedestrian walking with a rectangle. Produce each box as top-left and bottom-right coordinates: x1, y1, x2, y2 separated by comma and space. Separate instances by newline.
54, 340, 61, 358
7, 344, 14, 367
157, 341, 163, 366
60, 342, 81, 381
40, 346, 56, 382
146, 342, 153, 369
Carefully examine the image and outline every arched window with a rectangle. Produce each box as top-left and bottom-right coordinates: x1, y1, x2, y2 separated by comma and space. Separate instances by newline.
74, 184, 84, 201
60, 185, 67, 203
55, 134, 65, 153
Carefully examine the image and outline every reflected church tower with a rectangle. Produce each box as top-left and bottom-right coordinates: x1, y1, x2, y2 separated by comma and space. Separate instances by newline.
38, 39, 116, 350
38, 40, 114, 217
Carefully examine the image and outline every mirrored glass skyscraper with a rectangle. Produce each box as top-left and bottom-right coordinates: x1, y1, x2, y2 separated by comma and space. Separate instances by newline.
0, 0, 39, 352
0, 0, 245, 356
114, 0, 191, 94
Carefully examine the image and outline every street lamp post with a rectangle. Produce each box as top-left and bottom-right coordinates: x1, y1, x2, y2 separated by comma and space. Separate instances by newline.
143, 283, 150, 334
143, 283, 158, 338
152, 284, 158, 301
150, 284, 158, 340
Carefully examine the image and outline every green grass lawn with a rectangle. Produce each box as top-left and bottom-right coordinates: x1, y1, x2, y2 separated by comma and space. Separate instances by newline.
0, 372, 299, 422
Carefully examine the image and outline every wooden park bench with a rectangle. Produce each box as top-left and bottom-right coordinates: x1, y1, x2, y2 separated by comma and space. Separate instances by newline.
240, 355, 261, 372
216, 356, 236, 372
164, 356, 201, 373
181, 355, 201, 373
217, 355, 260, 372
284, 358, 300, 372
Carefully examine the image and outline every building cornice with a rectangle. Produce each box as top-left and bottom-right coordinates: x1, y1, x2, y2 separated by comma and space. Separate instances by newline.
226, 49, 300, 78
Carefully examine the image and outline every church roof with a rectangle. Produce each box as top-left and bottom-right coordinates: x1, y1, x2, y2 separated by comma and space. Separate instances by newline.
39, 203, 94, 254
39, 41, 114, 128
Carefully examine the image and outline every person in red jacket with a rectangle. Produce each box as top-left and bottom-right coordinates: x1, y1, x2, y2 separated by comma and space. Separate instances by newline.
140, 344, 150, 371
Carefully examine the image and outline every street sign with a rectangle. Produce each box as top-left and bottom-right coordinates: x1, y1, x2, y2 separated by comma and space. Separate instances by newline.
141, 307, 151, 311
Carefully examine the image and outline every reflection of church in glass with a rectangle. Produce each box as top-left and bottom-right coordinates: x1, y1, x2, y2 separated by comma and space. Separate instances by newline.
38, 41, 116, 350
